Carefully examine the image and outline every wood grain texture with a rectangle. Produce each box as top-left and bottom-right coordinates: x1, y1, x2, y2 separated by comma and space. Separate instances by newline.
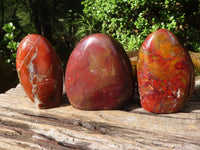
0, 84, 200, 150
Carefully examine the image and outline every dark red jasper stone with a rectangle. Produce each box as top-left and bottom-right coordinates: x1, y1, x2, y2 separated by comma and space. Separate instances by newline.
137, 29, 195, 113
16, 34, 63, 109
65, 33, 134, 110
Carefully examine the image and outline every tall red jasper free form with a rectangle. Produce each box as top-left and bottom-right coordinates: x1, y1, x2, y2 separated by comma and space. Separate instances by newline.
65, 33, 134, 110
16, 34, 63, 109
137, 29, 195, 113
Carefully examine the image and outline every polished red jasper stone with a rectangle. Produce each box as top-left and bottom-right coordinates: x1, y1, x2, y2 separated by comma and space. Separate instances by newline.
16, 34, 63, 109
65, 33, 134, 110
137, 29, 195, 113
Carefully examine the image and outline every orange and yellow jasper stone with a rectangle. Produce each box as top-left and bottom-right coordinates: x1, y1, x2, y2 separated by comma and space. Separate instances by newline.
137, 29, 195, 113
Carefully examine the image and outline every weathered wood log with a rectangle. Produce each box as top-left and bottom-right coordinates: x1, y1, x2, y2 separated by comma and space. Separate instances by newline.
0, 84, 200, 150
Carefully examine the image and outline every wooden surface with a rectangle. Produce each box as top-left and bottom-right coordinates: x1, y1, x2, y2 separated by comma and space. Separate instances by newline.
0, 84, 200, 150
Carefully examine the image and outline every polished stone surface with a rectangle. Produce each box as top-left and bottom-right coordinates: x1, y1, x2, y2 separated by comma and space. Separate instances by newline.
137, 29, 195, 113
16, 34, 63, 108
65, 33, 134, 110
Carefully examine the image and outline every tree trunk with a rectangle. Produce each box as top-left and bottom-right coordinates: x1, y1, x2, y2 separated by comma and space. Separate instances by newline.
28, 0, 53, 43
0, 0, 4, 41
0, 0, 4, 28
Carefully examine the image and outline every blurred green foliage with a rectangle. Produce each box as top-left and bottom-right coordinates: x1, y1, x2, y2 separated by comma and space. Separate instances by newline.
0, 22, 20, 67
0, 0, 199, 92
0, 0, 200, 69
82, 0, 200, 51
